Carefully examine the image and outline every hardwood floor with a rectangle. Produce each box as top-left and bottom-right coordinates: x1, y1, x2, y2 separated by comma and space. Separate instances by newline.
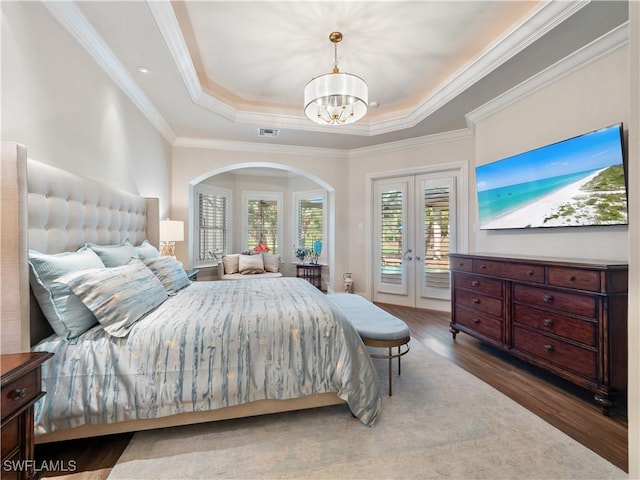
34, 305, 628, 478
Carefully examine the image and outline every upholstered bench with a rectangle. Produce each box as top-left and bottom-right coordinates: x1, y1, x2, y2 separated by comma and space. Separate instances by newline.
326, 293, 410, 396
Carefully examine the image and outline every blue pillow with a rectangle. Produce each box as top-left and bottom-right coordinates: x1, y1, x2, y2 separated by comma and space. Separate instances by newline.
56, 259, 168, 337
86, 240, 139, 267
28, 247, 105, 340
143, 256, 191, 295
135, 240, 161, 260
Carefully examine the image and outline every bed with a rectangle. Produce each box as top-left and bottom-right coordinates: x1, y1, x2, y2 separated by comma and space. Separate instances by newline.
0, 143, 381, 443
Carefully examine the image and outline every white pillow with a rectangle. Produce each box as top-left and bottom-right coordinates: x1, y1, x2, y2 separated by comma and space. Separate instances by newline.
239, 254, 265, 274
263, 253, 281, 273
222, 254, 240, 274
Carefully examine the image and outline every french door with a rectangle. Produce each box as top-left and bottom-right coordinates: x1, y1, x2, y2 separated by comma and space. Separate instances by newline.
373, 173, 457, 309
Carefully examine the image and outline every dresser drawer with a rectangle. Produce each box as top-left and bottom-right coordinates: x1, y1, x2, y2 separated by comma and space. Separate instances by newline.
454, 306, 503, 341
513, 327, 596, 379
454, 273, 503, 297
513, 284, 597, 318
450, 257, 473, 272
1, 415, 19, 458
473, 259, 544, 283
1, 369, 39, 419
547, 267, 601, 292
454, 289, 503, 317
513, 304, 597, 347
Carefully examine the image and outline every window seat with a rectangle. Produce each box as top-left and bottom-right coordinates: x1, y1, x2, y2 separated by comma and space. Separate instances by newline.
217, 253, 282, 280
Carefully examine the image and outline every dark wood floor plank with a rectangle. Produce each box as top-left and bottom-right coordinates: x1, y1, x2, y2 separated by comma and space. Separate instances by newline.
33, 304, 628, 478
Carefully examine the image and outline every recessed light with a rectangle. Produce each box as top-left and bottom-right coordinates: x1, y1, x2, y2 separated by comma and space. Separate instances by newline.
137, 66, 150, 74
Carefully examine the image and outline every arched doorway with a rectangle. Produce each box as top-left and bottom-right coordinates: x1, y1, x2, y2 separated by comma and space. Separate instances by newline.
188, 162, 337, 291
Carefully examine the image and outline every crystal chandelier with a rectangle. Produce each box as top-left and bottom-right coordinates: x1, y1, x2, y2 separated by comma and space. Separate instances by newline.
304, 32, 368, 125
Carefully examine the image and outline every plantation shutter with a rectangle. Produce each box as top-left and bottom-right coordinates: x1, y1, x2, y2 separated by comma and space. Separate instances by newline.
297, 198, 324, 250
422, 183, 453, 291
198, 192, 228, 262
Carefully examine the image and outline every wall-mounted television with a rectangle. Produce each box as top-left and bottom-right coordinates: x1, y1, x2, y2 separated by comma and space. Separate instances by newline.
476, 123, 627, 230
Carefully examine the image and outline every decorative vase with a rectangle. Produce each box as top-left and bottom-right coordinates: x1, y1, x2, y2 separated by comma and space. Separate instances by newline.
343, 273, 354, 293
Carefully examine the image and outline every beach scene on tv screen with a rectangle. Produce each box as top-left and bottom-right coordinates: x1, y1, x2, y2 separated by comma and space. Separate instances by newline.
477, 125, 627, 230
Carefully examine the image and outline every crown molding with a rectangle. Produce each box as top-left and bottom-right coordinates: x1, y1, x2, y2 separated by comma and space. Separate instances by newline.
465, 22, 629, 130
42, 1, 177, 144
173, 137, 348, 158
349, 129, 474, 158
149, 0, 589, 136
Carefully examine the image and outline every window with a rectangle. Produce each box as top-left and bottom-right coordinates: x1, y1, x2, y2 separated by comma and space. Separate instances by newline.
243, 192, 283, 253
193, 184, 231, 266
294, 190, 327, 262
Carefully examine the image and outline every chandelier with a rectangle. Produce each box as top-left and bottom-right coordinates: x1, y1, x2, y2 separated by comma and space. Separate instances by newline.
304, 32, 368, 125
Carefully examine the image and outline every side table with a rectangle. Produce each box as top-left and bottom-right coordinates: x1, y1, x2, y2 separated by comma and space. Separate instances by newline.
296, 264, 322, 290
1, 351, 53, 480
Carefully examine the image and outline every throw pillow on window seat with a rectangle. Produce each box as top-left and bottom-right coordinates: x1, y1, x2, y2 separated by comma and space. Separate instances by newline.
239, 254, 265, 274
263, 253, 281, 273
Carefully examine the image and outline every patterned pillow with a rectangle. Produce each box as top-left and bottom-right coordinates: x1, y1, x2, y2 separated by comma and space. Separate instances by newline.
135, 240, 161, 260
263, 253, 281, 273
143, 256, 191, 295
56, 259, 168, 337
239, 254, 265, 274
86, 240, 139, 267
28, 247, 105, 340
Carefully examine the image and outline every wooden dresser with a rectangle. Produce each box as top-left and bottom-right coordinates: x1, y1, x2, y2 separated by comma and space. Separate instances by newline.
1, 352, 53, 480
449, 253, 628, 414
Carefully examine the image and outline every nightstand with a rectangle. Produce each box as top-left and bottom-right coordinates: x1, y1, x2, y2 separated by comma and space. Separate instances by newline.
1, 352, 53, 480
296, 264, 322, 290
187, 269, 200, 281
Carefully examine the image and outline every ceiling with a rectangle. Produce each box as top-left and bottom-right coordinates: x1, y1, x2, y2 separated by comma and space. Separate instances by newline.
48, 1, 628, 150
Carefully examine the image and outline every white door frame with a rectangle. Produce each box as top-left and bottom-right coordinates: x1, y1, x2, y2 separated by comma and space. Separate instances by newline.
365, 161, 469, 312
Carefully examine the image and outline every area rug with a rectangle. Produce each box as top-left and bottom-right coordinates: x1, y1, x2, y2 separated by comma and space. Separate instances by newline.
108, 340, 626, 479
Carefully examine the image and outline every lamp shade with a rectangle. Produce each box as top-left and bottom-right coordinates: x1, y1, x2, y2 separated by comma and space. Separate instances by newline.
159, 220, 184, 242
304, 72, 368, 125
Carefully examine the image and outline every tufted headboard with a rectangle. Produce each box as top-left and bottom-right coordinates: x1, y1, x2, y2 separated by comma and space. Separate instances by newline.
1, 143, 159, 352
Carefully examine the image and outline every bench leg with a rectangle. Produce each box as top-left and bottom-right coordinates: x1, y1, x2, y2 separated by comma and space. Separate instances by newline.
388, 347, 393, 397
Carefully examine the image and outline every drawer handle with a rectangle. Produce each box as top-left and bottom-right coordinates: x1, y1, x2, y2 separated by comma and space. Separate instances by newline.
11, 387, 27, 400
472, 298, 480, 304
543, 344, 554, 353
542, 318, 553, 327
526, 270, 534, 276
480, 264, 487, 270
568, 275, 576, 281
543, 294, 554, 303
473, 318, 481, 324
471, 280, 479, 287
458, 262, 464, 267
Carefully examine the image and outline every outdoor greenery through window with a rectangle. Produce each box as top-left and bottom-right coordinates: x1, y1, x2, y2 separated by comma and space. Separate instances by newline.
245, 195, 280, 253
295, 191, 326, 262
195, 185, 231, 265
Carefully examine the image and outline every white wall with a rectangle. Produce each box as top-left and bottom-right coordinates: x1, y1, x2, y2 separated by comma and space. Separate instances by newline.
473, 48, 629, 261
0, 1, 171, 214
171, 146, 347, 291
